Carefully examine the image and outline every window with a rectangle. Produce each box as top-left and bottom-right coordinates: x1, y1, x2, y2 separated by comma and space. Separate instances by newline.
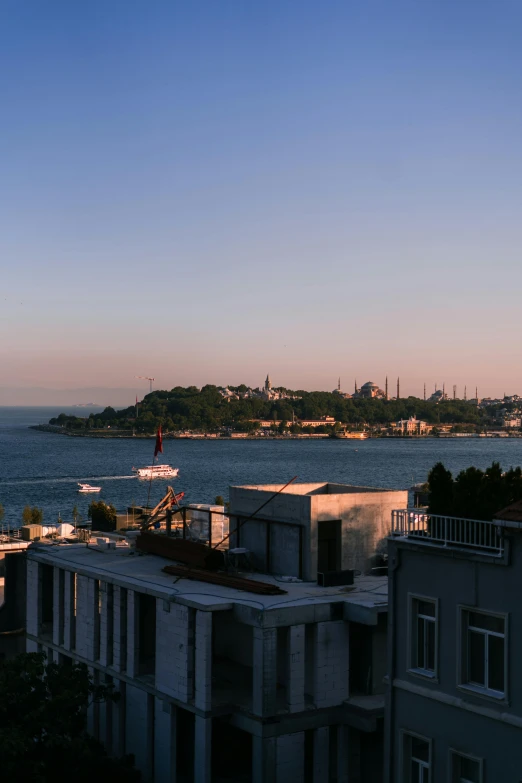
409, 596, 437, 677
460, 608, 506, 698
402, 732, 431, 783
450, 751, 483, 782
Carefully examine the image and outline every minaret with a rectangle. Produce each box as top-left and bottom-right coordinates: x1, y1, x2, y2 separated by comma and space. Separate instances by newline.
476, 386, 478, 402
265, 373, 271, 391
385, 376, 388, 400
397, 377, 400, 399
464, 386, 467, 401
338, 377, 341, 392
423, 383, 426, 401
453, 385, 457, 400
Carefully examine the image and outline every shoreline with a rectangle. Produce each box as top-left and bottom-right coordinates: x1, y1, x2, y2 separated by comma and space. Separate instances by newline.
29, 425, 522, 441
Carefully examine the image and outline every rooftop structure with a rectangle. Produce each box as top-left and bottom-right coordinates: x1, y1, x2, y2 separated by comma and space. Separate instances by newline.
229, 482, 407, 580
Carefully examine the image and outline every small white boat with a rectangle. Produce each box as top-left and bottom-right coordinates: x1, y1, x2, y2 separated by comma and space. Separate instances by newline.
78, 483, 102, 493
132, 464, 179, 479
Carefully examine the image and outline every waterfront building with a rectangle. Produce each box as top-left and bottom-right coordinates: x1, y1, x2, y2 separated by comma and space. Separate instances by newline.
395, 416, 430, 435
385, 502, 522, 781
25, 481, 407, 783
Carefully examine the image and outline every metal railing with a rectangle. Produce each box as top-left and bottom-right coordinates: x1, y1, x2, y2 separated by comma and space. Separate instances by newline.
391, 509, 504, 556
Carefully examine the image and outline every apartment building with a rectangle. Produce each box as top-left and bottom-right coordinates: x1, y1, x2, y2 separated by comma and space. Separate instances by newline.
25, 481, 406, 783
386, 503, 522, 782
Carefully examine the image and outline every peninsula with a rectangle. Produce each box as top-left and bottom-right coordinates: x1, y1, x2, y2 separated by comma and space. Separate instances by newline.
32, 381, 521, 439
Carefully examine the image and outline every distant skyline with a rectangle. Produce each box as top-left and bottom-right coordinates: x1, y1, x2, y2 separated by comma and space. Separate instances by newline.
1, 1, 521, 399
0, 374, 514, 407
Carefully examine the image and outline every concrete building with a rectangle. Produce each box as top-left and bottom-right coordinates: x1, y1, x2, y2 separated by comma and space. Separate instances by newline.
385, 502, 522, 782
25, 480, 406, 783
229, 482, 407, 579
0, 533, 29, 659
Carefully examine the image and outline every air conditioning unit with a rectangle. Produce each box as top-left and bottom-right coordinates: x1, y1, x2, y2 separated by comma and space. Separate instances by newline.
317, 569, 354, 587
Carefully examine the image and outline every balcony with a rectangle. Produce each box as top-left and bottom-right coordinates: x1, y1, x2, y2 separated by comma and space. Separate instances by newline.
391, 509, 504, 557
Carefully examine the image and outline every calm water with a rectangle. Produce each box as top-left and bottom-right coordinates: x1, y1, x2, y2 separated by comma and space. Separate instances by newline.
1, 407, 522, 527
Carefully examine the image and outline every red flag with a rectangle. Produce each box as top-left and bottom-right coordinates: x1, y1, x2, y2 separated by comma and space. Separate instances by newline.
154, 425, 163, 458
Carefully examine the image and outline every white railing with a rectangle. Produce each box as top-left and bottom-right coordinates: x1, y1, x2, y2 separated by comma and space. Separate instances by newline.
391, 509, 504, 556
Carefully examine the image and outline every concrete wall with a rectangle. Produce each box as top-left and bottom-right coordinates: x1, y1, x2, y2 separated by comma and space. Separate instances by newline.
390, 689, 522, 782
390, 539, 522, 714
387, 534, 522, 782
312, 489, 407, 577
230, 484, 406, 580
155, 600, 194, 702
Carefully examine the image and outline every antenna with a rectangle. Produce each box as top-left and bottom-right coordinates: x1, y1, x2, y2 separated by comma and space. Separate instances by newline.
135, 376, 155, 394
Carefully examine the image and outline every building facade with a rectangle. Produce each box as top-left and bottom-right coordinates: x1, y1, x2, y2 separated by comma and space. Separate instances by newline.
385, 504, 522, 782
395, 416, 430, 435
24, 480, 406, 783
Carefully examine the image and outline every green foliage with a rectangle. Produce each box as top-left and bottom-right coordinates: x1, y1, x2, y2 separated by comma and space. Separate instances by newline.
22, 506, 43, 525
427, 462, 454, 515
0, 652, 140, 782
48, 386, 494, 435
88, 501, 117, 527
215, 495, 225, 506
428, 461, 522, 520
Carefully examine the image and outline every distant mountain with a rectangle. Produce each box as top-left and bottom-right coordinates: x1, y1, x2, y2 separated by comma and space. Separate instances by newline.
0, 387, 136, 407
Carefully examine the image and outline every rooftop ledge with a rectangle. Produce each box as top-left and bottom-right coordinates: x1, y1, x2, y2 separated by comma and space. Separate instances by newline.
390, 509, 505, 557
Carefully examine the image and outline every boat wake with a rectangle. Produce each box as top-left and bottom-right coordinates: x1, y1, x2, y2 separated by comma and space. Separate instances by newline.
0, 475, 136, 487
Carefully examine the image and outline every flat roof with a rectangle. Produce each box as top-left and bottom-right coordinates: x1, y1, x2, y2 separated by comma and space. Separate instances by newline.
232, 481, 405, 496
27, 539, 387, 626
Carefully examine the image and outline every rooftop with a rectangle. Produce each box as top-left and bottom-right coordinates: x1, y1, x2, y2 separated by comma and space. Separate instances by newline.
27, 536, 388, 625
234, 481, 402, 496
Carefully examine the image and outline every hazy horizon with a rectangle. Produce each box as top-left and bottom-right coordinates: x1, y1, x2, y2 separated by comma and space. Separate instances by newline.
2, 1, 521, 396
0, 374, 512, 407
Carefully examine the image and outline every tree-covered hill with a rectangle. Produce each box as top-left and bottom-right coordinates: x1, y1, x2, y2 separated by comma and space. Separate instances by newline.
48, 385, 494, 434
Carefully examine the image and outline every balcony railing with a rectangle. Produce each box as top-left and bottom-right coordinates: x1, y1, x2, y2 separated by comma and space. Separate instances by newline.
391, 509, 504, 556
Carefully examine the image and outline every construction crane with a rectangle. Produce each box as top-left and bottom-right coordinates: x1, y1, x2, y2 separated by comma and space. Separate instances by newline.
135, 376, 155, 394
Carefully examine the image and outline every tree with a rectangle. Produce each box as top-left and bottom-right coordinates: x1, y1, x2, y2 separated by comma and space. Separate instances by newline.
32, 507, 44, 524
72, 505, 80, 524
215, 495, 225, 506
0, 652, 140, 782
22, 505, 33, 525
427, 462, 454, 515
88, 501, 117, 529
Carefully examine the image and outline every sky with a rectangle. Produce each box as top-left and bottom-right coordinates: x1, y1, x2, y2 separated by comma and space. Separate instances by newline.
1, 0, 521, 405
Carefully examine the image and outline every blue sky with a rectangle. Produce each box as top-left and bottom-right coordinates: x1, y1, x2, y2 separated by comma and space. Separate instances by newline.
1, 0, 521, 403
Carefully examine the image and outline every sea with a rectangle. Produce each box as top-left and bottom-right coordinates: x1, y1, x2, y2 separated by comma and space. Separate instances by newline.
1, 406, 522, 528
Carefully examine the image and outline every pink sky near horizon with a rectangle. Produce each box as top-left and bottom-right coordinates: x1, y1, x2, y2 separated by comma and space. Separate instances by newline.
1, 2, 522, 404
